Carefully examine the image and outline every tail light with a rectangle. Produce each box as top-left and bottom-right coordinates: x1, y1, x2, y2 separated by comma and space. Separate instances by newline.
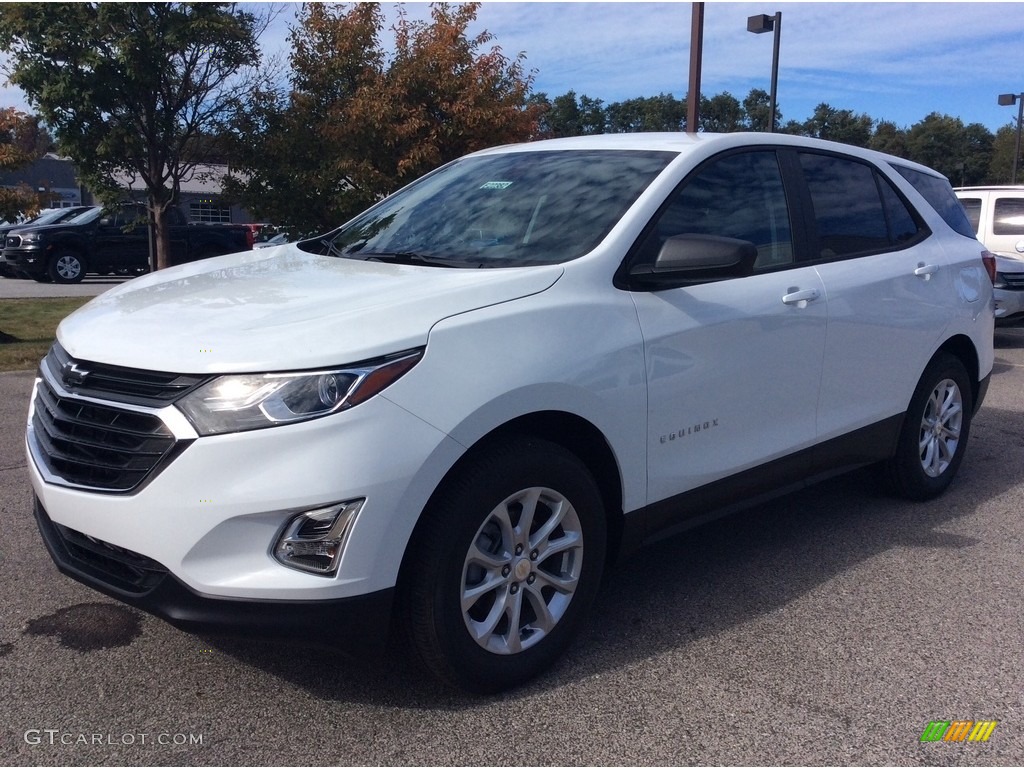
981, 250, 997, 284
245, 227, 255, 250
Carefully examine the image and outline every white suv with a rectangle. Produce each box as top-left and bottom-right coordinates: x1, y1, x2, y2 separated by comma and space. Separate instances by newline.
27, 133, 994, 692
955, 186, 1024, 322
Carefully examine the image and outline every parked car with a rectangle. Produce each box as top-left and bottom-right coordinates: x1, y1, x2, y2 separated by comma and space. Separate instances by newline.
3, 203, 254, 283
253, 232, 290, 249
954, 186, 1024, 323
27, 133, 994, 692
0, 206, 92, 278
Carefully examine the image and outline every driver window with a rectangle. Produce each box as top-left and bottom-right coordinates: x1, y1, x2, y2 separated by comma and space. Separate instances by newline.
637, 150, 793, 271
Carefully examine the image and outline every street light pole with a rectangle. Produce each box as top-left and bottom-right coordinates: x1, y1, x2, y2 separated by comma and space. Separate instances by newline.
747, 11, 782, 132
998, 92, 1024, 185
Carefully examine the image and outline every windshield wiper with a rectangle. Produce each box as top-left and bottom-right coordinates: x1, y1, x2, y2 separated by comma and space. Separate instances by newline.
361, 251, 464, 268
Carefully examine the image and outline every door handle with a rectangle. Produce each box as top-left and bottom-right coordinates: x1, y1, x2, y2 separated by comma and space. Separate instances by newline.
914, 263, 938, 280
782, 287, 820, 306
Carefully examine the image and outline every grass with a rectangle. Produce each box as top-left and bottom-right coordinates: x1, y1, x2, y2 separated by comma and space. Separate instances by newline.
0, 297, 91, 372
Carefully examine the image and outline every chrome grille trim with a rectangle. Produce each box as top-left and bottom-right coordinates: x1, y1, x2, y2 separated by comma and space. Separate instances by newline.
44, 343, 211, 406
28, 358, 199, 494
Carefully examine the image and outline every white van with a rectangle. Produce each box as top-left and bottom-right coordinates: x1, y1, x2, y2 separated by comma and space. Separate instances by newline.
955, 186, 1024, 322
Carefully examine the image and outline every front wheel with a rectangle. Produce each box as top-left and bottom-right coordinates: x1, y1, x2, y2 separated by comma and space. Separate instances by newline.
48, 251, 86, 284
401, 437, 607, 693
887, 352, 973, 501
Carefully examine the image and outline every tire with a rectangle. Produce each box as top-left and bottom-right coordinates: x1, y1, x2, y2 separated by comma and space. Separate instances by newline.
887, 352, 973, 501
48, 251, 86, 284
400, 437, 607, 693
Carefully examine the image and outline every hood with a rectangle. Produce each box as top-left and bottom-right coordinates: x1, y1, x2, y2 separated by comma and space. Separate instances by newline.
58, 246, 563, 373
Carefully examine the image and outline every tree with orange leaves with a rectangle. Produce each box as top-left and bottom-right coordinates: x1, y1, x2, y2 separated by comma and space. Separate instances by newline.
226, 3, 540, 238
0, 107, 48, 222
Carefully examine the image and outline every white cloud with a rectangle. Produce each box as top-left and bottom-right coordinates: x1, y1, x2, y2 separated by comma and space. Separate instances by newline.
3, 2, 1022, 131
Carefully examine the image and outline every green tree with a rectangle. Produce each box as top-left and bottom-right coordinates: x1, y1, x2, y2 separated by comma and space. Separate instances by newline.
988, 124, 1020, 184
227, 2, 538, 236
869, 121, 908, 157
906, 113, 993, 185
802, 103, 873, 147
743, 88, 780, 132
606, 94, 684, 133
532, 91, 607, 137
0, 2, 267, 270
0, 107, 49, 221
699, 92, 743, 132
961, 122, 994, 186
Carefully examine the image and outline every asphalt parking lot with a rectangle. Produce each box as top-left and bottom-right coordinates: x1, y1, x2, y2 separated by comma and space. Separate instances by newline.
1, 325, 1023, 766
0, 275, 130, 299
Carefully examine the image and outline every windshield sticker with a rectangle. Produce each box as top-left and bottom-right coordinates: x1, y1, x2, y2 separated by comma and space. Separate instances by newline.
480, 181, 514, 190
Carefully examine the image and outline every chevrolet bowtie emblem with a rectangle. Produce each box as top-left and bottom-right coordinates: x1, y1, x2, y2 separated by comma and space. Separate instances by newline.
61, 361, 89, 387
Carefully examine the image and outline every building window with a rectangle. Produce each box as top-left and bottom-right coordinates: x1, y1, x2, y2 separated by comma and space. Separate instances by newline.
189, 201, 231, 223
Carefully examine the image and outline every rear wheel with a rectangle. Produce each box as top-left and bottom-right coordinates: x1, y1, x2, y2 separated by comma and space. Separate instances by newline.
887, 352, 973, 500
401, 437, 607, 693
48, 251, 86, 284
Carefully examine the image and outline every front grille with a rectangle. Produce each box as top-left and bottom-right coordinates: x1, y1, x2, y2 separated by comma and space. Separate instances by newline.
31, 376, 185, 492
45, 343, 209, 407
999, 271, 1024, 291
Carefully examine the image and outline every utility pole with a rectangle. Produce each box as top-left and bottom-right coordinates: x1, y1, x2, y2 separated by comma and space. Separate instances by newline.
686, 3, 704, 133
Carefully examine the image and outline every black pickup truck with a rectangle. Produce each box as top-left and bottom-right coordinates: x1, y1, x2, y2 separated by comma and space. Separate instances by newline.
1, 203, 254, 283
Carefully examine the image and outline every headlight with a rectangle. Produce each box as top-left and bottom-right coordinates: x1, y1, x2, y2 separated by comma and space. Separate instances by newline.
177, 348, 423, 435
19, 231, 41, 243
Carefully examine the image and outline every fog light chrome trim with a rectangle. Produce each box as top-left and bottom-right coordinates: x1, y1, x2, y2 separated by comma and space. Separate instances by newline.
273, 499, 365, 576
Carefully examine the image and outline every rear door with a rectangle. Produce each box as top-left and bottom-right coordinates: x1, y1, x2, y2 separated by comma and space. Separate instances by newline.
798, 151, 952, 440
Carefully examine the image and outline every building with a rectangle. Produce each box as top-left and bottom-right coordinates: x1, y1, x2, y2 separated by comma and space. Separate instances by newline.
0, 153, 87, 209
0, 154, 259, 224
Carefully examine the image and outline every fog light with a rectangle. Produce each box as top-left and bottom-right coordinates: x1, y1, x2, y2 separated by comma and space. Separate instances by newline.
273, 499, 364, 575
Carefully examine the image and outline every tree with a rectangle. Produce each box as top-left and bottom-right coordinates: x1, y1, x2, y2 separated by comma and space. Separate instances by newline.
0, 107, 49, 221
227, 2, 539, 237
743, 88, 780, 132
802, 103, 873, 148
606, 94, 684, 133
988, 124, 1020, 184
0, 3, 267, 270
869, 121, 908, 158
530, 91, 606, 138
905, 113, 994, 186
699, 92, 743, 132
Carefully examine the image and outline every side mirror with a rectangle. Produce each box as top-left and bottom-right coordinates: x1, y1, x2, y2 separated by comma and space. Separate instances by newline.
629, 234, 758, 288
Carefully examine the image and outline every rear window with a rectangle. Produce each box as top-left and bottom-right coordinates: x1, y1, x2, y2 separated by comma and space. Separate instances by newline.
993, 197, 1024, 235
893, 165, 976, 239
958, 197, 982, 234
800, 152, 922, 258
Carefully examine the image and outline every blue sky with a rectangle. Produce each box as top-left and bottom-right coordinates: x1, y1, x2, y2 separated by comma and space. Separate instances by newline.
4, 2, 1024, 133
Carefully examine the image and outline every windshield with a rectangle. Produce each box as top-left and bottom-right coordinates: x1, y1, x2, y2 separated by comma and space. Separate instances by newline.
63, 207, 103, 225
30, 208, 73, 225
312, 150, 675, 267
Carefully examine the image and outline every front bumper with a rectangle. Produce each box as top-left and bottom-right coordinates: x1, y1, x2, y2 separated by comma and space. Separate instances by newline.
27, 362, 462, 601
2, 245, 46, 275
34, 497, 394, 656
